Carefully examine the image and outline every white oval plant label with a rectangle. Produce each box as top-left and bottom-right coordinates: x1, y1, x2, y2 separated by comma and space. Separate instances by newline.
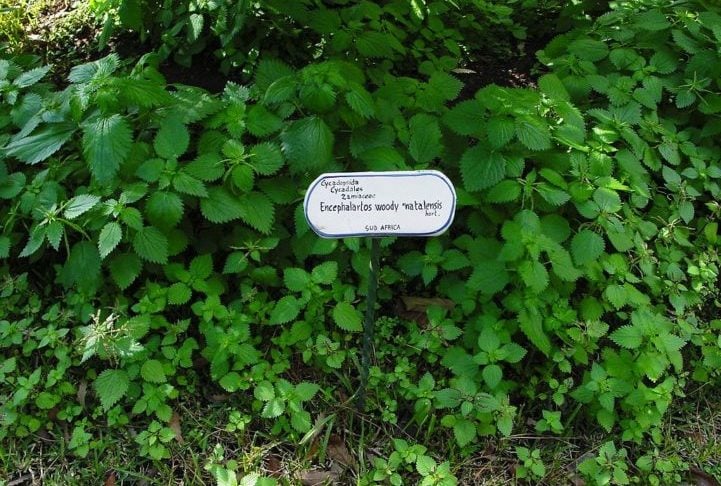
304, 170, 456, 238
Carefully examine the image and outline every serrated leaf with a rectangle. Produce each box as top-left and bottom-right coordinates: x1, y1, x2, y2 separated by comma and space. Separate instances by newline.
408, 114, 441, 164
64, 194, 101, 219
569, 38, 609, 62
538, 73, 570, 101
133, 226, 168, 264
154, 118, 189, 159
239, 191, 274, 234
45, 221, 63, 250
13, 65, 50, 88
146, 191, 184, 228
345, 84, 375, 118
453, 419, 476, 447
262, 398, 285, 418
98, 222, 122, 258
519, 307, 551, 356
167, 282, 192, 305
200, 187, 245, 223
487, 117, 516, 149
4, 121, 76, 165
460, 145, 506, 191
312, 261, 338, 284
247, 105, 282, 136
333, 302, 363, 332
83, 114, 133, 183
516, 117, 552, 151
467, 260, 508, 295
284, 268, 311, 292
571, 230, 605, 266
482, 364, 503, 389
0, 236, 10, 258
94, 369, 129, 411
281, 116, 334, 173
442, 100, 484, 136
429, 71, 463, 101
610, 325, 643, 349
295, 382, 319, 401
249, 142, 284, 175
519, 260, 549, 293
269, 296, 300, 324
61, 241, 101, 288
254, 381, 275, 401
219, 372, 242, 392
173, 171, 208, 197
109, 253, 142, 289
141, 359, 167, 383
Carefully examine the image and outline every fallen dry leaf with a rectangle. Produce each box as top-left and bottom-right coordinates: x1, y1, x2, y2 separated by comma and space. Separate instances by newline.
169, 411, 184, 444
299, 469, 340, 486
690, 467, 721, 486
400, 296, 455, 312
77, 380, 87, 406
104, 471, 116, 486
327, 434, 356, 468
264, 454, 283, 478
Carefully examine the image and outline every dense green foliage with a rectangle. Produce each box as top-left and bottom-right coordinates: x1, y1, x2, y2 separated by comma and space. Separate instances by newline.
2, 1, 721, 484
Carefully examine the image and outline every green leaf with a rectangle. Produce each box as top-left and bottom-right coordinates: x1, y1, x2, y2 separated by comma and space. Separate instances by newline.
408, 114, 442, 164
109, 253, 142, 289
486, 180, 521, 203
146, 191, 184, 229
467, 260, 509, 295
64, 194, 101, 219
0, 172, 26, 199
519, 260, 549, 293
281, 116, 334, 173
569, 38, 609, 62
154, 118, 189, 159
295, 382, 320, 401
571, 230, 605, 266
593, 187, 622, 213
167, 282, 192, 305
13, 65, 50, 88
460, 145, 506, 192
453, 419, 477, 447
249, 142, 284, 175
443, 100, 484, 136
516, 117, 551, 151
333, 302, 363, 332
239, 191, 274, 234
173, 172, 208, 197
311, 261, 338, 284
269, 296, 300, 325
254, 381, 275, 401
219, 372, 242, 392
94, 369, 129, 411
429, 72, 463, 101
262, 398, 285, 418
200, 187, 245, 223
610, 325, 643, 349
141, 359, 167, 383
284, 268, 311, 292
61, 241, 101, 288
3, 122, 76, 165
19, 226, 45, 257
487, 117, 516, 149
345, 84, 375, 118
189, 254, 213, 280
0, 236, 10, 258
45, 221, 63, 250
416, 455, 437, 476
83, 115, 133, 183
519, 307, 551, 356
98, 222, 122, 258
133, 226, 168, 264
539, 74, 570, 101
635, 9, 670, 31
247, 105, 282, 136
482, 364, 503, 389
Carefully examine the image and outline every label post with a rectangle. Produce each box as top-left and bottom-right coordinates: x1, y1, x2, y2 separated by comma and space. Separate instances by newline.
304, 170, 456, 410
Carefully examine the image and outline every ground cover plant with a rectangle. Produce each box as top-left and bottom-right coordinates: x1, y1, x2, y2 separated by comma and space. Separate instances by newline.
2, 0, 721, 484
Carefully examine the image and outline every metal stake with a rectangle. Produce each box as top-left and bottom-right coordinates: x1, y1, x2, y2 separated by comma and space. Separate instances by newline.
357, 238, 380, 411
